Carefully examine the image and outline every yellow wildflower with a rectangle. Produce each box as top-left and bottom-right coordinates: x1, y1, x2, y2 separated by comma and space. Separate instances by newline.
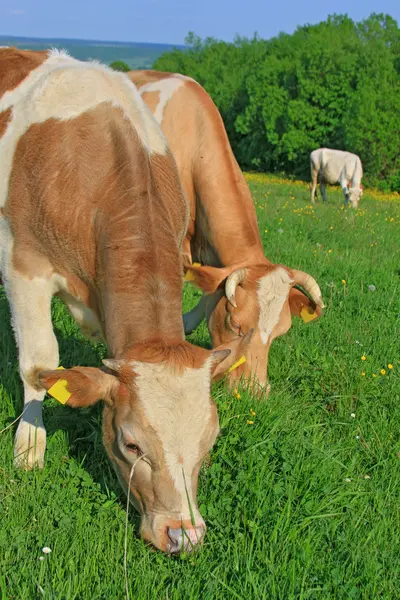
388, 364, 393, 370
247, 420, 254, 425
381, 369, 386, 375
250, 409, 256, 416
342, 279, 346, 285
361, 372, 366, 377
361, 355, 366, 361
372, 373, 376, 378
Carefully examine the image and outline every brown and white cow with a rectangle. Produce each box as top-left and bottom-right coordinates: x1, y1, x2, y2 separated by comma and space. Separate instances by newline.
0, 48, 249, 553
128, 70, 324, 394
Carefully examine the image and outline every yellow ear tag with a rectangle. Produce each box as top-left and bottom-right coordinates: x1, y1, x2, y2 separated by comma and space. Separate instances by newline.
225, 355, 246, 375
47, 366, 72, 405
184, 262, 201, 282
300, 306, 318, 324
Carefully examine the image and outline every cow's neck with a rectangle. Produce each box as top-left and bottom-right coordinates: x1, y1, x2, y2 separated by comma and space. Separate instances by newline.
193, 130, 265, 268
95, 209, 185, 358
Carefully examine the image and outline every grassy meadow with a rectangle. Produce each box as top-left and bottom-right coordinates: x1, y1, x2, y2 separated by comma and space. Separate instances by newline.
1, 177, 400, 599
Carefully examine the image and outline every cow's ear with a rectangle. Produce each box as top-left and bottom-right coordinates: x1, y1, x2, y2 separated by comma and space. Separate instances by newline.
289, 288, 323, 320
39, 367, 119, 407
210, 329, 254, 381
184, 263, 248, 294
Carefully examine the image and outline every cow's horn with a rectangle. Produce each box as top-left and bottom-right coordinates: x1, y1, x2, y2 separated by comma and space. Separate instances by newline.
225, 268, 248, 308
292, 270, 325, 308
102, 359, 125, 372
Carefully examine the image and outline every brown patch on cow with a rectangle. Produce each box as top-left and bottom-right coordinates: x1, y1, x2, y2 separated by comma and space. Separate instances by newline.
128, 70, 173, 88
6, 101, 189, 355
0, 108, 12, 138
141, 91, 161, 115
0, 48, 47, 99
121, 340, 209, 373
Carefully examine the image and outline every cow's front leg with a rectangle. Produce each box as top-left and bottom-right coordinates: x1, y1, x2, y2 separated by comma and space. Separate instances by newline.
5, 271, 59, 469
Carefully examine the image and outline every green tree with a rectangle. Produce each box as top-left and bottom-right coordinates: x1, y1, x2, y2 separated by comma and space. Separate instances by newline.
154, 14, 400, 191
109, 60, 130, 72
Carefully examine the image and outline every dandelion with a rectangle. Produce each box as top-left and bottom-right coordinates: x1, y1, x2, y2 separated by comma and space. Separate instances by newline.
361, 355, 366, 361
250, 409, 256, 416
42, 547, 52, 554
350, 413, 356, 418
388, 364, 393, 370
361, 372, 366, 377
235, 392, 241, 400
247, 420, 254, 425
330, 226, 333, 230
328, 249, 332, 254
381, 369, 386, 375
342, 279, 346, 285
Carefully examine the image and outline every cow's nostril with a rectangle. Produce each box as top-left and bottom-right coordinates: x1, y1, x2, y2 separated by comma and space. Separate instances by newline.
167, 525, 205, 553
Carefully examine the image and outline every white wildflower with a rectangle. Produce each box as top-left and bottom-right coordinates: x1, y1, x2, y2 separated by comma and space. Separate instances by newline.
42, 547, 52, 554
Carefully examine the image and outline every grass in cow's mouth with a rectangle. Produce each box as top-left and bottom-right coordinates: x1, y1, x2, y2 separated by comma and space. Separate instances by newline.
1, 179, 400, 598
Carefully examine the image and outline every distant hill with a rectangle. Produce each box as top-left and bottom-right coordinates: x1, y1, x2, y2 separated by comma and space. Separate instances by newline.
0, 35, 185, 69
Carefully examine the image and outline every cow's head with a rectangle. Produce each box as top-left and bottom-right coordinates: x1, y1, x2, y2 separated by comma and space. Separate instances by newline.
38, 337, 250, 553
348, 185, 363, 208
185, 262, 324, 394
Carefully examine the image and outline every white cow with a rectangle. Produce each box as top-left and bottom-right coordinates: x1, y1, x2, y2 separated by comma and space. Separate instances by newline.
310, 148, 363, 208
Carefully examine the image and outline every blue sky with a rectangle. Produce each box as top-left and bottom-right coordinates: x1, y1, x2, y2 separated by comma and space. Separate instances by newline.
1, 0, 399, 45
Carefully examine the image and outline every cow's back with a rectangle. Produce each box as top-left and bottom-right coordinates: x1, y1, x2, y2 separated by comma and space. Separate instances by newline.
313, 148, 360, 184
0, 51, 188, 282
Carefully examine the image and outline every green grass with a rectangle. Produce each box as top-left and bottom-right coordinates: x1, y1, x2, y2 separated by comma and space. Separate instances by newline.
1, 180, 400, 599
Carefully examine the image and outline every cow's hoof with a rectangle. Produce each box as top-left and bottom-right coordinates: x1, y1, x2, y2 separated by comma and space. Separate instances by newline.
14, 421, 46, 469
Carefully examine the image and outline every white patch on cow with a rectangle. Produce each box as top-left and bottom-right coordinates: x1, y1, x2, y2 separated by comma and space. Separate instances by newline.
0, 50, 167, 208
257, 268, 293, 344
139, 77, 185, 124
133, 359, 214, 518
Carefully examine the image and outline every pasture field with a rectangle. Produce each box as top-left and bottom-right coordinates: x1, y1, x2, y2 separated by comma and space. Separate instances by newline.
1, 177, 400, 599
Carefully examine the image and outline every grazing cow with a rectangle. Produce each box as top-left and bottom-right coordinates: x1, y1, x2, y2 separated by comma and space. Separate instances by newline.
0, 48, 249, 553
128, 70, 324, 394
310, 148, 363, 208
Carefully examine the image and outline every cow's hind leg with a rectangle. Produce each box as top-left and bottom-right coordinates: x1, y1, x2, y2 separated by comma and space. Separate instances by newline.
5, 272, 59, 469
320, 182, 328, 203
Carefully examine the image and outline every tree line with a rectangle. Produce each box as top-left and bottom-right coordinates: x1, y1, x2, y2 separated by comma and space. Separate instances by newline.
153, 14, 400, 192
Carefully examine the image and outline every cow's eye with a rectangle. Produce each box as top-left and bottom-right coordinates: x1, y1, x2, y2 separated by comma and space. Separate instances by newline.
125, 443, 141, 454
